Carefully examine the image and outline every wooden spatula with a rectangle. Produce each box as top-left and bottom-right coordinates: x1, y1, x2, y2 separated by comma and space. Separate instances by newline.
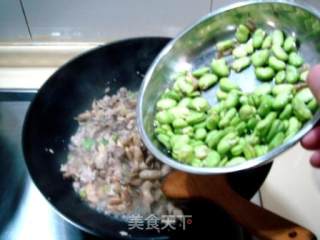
162, 171, 316, 240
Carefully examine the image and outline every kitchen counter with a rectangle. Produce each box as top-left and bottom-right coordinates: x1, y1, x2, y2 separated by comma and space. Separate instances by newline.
261, 145, 320, 237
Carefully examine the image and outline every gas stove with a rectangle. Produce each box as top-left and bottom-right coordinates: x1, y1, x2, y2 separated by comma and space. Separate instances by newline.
0, 43, 260, 240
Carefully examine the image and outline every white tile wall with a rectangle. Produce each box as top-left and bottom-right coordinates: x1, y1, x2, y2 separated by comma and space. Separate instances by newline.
0, 0, 30, 41
21, 0, 210, 42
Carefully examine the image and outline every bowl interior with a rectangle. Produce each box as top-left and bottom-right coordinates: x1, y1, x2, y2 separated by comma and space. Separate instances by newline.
139, 1, 320, 174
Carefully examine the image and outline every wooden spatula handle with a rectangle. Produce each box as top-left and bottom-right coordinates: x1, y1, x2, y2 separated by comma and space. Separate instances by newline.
162, 172, 316, 240
205, 185, 316, 240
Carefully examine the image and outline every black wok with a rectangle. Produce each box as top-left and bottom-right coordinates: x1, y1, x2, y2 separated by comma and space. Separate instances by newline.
22, 37, 271, 239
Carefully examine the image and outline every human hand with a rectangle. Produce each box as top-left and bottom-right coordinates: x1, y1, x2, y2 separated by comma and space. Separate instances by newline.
301, 65, 320, 167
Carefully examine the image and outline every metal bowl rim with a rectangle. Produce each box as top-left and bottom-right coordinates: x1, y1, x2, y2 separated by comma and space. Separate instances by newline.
137, 0, 320, 175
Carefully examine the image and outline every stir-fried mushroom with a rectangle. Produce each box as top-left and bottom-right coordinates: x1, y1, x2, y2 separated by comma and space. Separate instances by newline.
61, 88, 181, 217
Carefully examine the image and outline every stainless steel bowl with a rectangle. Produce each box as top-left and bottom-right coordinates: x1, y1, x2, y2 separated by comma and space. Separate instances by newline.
137, 0, 320, 174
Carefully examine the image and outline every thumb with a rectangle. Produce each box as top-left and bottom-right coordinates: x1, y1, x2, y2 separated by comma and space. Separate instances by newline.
307, 64, 320, 102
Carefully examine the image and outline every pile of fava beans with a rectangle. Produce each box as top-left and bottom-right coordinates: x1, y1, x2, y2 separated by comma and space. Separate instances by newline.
154, 24, 318, 168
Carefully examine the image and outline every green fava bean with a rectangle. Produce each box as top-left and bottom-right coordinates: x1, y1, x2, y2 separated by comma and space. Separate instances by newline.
198, 73, 218, 90
248, 94, 261, 107
258, 95, 274, 117
231, 145, 243, 157
186, 112, 206, 125
193, 121, 207, 130
288, 52, 304, 67
206, 130, 225, 149
162, 89, 182, 101
157, 134, 171, 150
170, 135, 189, 148
247, 116, 260, 131
224, 91, 240, 108
176, 78, 194, 95
209, 103, 223, 114
255, 112, 277, 136
239, 105, 256, 120
292, 97, 313, 122
272, 45, 288, 61
245, 39, 254, 54
190, 139, 203, 148
255, 145, 269, 157
180, 126, 194, 137
172, 144, 194, 163
243, 143, 256, 160
269, 132, 285, 150
279, 104, 293, 120
219, 78, 238, 92
308, 99, 318, 112
189, 91, 201, 97
285, 117, 302, 141
156, 98, 177, 110
211, 58, 230, 77
239, 95, 249, 105
178, 97, 192, 107
296, 88, 314, 103
232, 44, 248, 58
219, 108, 237, 128
282, 119, 289, 130
253, 29, 266, 49
216, 39, 234, 52
262, 35, 272, 49
203, 151, 221, 167
284, 36, 297, 52
275, 71, 286, 84
194, 145, 210, 160
272, 29, 284, 46
235, 24, 250, 43
226, 157, 246, 167
172, 118, 188, 128
286, 65, 300, 84
190, 97, 209, 112
195, 128, 207, 140
236, 122, 247, 135
230, 114, 240, 127
232, 57, 251, 72
272, 93, 291, 110
272, 84, 294, 95
191, 158, 203, 167
255, 67, 275, 81
192, 67, 210, 78
218, 157, 228, 167
266, 119, 284, 143
254, 83, 272, 96
157, 124, 173, 132
155, 110, 174, 124
217, 132, 239, 155
216, 88, 228, 101
169, 106, 190, 120
245, 134, 260, 145
251, 49, 269, 67
206, 112, 219, 130
268, 56, 286, 71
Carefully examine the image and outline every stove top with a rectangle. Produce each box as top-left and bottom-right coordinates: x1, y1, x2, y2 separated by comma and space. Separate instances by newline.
0, 91, 256, 240
0, 92, 102, 240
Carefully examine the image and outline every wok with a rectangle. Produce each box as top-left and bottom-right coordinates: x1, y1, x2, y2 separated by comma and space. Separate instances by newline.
22, 37, 272, 239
